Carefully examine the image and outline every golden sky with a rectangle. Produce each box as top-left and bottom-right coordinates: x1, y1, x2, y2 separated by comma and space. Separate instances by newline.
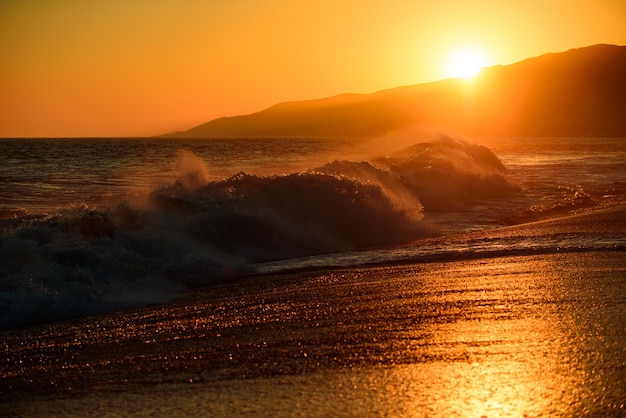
1, 0, 625, 137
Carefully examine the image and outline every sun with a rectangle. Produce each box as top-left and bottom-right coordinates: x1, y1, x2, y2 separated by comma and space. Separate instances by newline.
445, 47, 489, 79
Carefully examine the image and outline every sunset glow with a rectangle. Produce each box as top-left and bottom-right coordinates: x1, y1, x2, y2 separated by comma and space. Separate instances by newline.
1, 0, 625, 137
445, 48, 490, 79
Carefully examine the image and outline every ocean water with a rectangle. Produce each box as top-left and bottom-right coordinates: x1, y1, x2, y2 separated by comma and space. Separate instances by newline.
1, 135, 625, 328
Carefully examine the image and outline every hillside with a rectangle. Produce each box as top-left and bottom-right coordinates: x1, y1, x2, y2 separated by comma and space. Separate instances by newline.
172, 44, 626, 138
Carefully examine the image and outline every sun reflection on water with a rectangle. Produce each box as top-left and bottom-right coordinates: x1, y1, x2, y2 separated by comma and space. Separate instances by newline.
381, 320, 561, 416
368, 254, 626, 416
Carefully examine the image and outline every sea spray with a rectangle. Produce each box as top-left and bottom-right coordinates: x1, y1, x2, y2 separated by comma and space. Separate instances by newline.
317, 136, 516, 211
173, 149, 212, 190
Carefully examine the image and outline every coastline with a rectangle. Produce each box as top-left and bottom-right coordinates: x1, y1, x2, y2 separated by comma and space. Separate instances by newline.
2, 206, 625, 416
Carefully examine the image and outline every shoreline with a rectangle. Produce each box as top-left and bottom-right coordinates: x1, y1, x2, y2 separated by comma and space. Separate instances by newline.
2, 206, 625, 416
254, 204, 626, 275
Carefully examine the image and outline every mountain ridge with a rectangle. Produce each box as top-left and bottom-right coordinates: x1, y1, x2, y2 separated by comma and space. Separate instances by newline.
168, 44, 626, 138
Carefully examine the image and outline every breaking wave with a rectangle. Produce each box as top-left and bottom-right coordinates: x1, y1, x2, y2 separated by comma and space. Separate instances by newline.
0, 136, 516, 328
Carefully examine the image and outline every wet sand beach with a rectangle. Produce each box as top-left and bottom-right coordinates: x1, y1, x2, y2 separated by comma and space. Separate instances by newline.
2, 206, 626, 416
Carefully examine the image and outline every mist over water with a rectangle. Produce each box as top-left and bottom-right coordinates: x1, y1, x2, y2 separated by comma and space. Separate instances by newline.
1, 135, 625, 328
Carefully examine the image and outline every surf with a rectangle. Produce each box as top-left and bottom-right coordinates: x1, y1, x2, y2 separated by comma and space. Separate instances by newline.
1, 135, 624, 329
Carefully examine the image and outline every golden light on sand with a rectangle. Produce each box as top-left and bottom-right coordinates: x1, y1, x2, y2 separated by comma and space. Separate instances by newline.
445, 47, 490, 79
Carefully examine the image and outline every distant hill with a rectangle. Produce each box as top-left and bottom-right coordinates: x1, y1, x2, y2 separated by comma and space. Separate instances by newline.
170, 44, 626, 138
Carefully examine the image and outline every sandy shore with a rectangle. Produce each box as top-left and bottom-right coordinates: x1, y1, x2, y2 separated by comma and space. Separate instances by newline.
2, 207, 625, 416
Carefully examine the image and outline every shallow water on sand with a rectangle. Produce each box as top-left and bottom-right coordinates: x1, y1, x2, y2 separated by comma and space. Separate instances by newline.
2, 249, 625, 416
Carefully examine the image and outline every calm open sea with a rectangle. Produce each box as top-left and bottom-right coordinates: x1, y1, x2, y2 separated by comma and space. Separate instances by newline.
0, 135, 625, 328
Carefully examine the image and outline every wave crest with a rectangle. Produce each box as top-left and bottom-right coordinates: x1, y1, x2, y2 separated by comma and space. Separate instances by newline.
0, 135, 515, 328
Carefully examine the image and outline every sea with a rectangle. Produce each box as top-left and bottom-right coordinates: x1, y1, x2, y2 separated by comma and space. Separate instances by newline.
1, 134, 625, 329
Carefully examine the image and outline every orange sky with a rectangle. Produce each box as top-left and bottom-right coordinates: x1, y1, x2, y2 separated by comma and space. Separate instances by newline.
1, 0, 625, 137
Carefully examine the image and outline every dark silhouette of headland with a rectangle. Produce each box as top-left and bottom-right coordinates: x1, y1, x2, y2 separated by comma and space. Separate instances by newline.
169, 44, 626, 138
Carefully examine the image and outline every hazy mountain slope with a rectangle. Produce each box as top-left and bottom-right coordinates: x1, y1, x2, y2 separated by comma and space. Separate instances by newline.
173, 44, 626, 138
